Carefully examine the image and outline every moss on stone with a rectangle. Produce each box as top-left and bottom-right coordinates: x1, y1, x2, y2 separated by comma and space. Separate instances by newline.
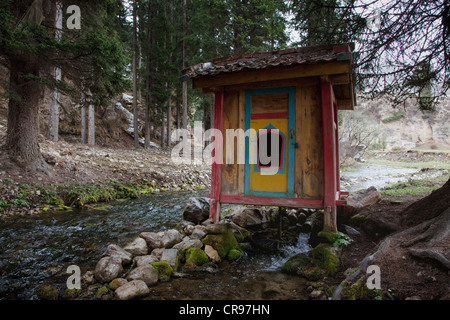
36, 285, 59, 300
96, 286, 109, 298
341, 279, 384, 300
108, 278, 127, 290
317, 231, 339, 244
311, 243, 339, 277
180, 246, 210, 268
201, 228, 241, 258
227, 249, 243, 261
150, 261, 174, 281
282, 253, 311, 274
64, 288, 80, 298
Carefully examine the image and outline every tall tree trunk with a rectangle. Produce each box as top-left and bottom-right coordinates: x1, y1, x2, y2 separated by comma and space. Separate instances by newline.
81, 104, 86, 143
144, 0, 153, 149
176, 86, 181, 129
167, 96, 171, 147
160, 108, 165, 148
181, 0, 188, 130
132, 0, 139, 149
86, 88, 95, 146
5, 56, 48, 172
80, 79, 87, 143
47, 0, 63, 142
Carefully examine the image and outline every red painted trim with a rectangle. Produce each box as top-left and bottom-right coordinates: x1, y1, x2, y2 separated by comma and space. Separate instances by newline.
334, 101, 340, 192
209, 90, 224, 222
321, 82, 337, 209
250, 112, 289, 119
339, 191, 349, 197
220, 195, 323, 209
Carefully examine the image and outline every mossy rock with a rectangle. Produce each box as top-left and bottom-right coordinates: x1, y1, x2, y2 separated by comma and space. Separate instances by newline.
96, 286, 109, 298
317, 231, 339, 244
202, 228, 242, 258
108, 278, 127, 290
311, 243, 339, 277
64, 288, 81, 298
231, 226, 253, 243
227, 249, 243, 261
180, 246, 210, 268
282, 253, 311, 274
341, 279, 384, 300
150, 261, 174, 281
36, 285, 59, 300
282, 253, 322, 281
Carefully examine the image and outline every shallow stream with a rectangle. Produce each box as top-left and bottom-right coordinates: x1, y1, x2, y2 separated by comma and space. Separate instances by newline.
0, 163, 425, 300
0, 191, 311, 300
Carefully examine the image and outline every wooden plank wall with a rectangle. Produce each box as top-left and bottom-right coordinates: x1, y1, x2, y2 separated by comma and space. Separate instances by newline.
220, 79, 324, 200
221, 90, 245, 195
295, 83, 324, 199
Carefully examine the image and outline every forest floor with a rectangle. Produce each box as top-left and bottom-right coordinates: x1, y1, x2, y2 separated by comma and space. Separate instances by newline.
0, 133, 211, 216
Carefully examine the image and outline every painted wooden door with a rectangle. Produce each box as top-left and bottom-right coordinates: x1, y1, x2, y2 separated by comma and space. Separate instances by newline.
245, 87, 295, 198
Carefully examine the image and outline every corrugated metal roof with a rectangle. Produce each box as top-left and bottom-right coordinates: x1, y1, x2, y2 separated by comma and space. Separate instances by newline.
183, 44, 353, 79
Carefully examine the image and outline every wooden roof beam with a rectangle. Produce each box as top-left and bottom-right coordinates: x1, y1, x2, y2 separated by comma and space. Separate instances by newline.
192, 61, 351, 89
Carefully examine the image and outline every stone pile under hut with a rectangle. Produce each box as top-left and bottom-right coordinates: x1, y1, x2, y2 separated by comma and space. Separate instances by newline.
65, 197, 321, 300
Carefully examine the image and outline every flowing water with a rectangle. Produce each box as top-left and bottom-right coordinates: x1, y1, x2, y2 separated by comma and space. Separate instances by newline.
0, 190, 311, 300
340, 164, 420, 192
0, 163, 426, 300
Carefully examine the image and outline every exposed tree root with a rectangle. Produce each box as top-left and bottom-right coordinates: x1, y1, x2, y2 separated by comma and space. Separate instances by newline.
333, 195, 450, 300
408, 248, 450, 270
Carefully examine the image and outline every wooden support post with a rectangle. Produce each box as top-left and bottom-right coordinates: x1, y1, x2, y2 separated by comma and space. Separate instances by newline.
321, 82, 337, 232
209, 90, 224, 222
334, 102, 340, 193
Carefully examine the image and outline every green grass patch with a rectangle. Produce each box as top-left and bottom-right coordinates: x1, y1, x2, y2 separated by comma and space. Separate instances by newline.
366, 158, 450, 170
380, 175, 448, 200
0, 178, 159, 213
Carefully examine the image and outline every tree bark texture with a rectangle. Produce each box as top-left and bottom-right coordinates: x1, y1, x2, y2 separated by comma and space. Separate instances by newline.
132, 0, 139, 149
5, 56, 47, 171
47, 0, 62, 142
144, 0, 153, 149
88, 103, 95, 146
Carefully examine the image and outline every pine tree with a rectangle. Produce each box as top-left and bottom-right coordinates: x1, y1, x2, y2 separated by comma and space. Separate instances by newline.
0, 0, 129, 170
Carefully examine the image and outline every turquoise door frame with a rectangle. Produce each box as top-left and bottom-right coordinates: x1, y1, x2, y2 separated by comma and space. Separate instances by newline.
244, 86, 296, 198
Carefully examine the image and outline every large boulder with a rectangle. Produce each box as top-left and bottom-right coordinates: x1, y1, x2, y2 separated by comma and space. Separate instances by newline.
183, 197, 210, 224
140, 229, 182, 249
124, 237, 148, 256
231, 207, 266, 229
103, 244, 133, 265
160, 229, 183, 248
95, 256, 123, 283
115, 280, 150, 300
201, 228, 242, 260
180, 246, 210, 269
139, 231, 164, 249
134, 255, 159, 267
127, 265, 159, 286
160, 248, 179, 269
204, 245, 220, 263
172, 237, 203, 251
343, 186, 381, 217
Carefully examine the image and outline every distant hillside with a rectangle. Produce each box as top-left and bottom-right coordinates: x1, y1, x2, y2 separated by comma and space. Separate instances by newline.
351, 94, 450, 152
